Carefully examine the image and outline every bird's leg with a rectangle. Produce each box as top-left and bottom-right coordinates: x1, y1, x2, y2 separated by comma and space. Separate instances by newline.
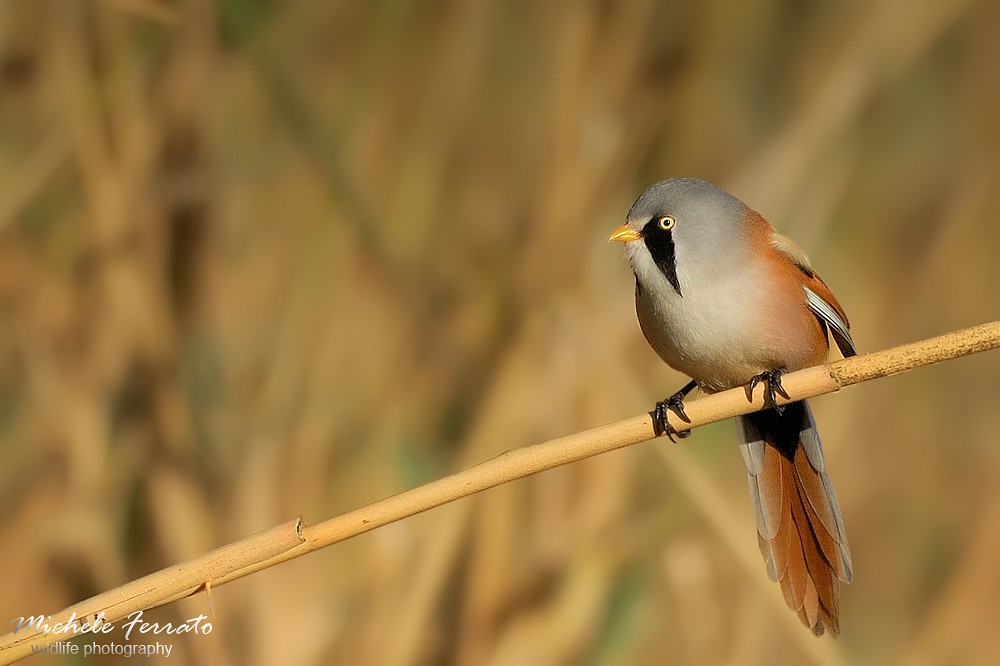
652, 380, 697, 441
662, 380, 696, 423
745, 368, 791, 415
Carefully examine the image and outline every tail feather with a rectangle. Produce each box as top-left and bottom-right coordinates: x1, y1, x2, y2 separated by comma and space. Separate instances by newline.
737, 400, 851, 636
795, 450, 851, 581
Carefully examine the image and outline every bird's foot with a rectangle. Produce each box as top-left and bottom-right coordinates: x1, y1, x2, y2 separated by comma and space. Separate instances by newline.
652, 382, 695, 442
745, 368, 790, 415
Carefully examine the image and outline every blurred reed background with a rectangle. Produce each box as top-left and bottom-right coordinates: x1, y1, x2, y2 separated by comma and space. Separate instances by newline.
2, 0, 1000, 664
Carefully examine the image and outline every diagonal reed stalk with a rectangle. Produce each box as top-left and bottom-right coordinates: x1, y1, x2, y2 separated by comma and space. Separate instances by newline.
1, 320, 999, 664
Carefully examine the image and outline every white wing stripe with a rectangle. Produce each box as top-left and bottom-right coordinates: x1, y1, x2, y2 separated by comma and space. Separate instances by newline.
804, 286, 856, 356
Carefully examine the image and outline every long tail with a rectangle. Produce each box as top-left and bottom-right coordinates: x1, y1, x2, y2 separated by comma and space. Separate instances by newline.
737, 400, 852, 635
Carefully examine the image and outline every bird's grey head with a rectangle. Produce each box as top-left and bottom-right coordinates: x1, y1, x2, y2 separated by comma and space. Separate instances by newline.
611, 179, 751, 296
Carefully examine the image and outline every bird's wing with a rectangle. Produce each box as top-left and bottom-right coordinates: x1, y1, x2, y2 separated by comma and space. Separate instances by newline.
804, 285, 855, 358
770, 231, 856, 358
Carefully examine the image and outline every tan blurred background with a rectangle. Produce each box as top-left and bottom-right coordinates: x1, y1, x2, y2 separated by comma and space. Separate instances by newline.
2, 0, 1000, 664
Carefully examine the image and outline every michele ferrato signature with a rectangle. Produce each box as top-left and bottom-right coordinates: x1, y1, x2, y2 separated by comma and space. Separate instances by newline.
10, 610, 212, 658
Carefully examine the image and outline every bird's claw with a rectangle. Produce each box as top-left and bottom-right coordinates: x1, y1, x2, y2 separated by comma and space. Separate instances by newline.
745, 368, 790, 414
665, 388, 692, 423
652, 392, 692, 442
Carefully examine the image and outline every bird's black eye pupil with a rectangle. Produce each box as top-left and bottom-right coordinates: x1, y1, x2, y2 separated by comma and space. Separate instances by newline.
658, 216, 674, 230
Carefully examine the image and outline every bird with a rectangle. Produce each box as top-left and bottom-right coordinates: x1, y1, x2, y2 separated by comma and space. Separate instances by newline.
608, 178, 855, 636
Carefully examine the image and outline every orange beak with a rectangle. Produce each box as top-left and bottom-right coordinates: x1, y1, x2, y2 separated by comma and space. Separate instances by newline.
607, 223, 641, 242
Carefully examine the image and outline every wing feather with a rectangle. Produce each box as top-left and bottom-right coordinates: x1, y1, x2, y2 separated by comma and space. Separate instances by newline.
805, 286, 856, 357
768, 228, 856, 358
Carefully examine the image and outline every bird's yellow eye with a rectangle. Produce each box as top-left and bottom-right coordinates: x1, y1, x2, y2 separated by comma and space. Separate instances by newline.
658, 216, 675, 230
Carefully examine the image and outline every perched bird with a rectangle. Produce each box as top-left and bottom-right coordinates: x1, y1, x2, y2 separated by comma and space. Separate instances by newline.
608, 178, 855, 635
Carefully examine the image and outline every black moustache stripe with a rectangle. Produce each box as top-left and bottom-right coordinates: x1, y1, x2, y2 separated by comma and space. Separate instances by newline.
642, 221, 682, 297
